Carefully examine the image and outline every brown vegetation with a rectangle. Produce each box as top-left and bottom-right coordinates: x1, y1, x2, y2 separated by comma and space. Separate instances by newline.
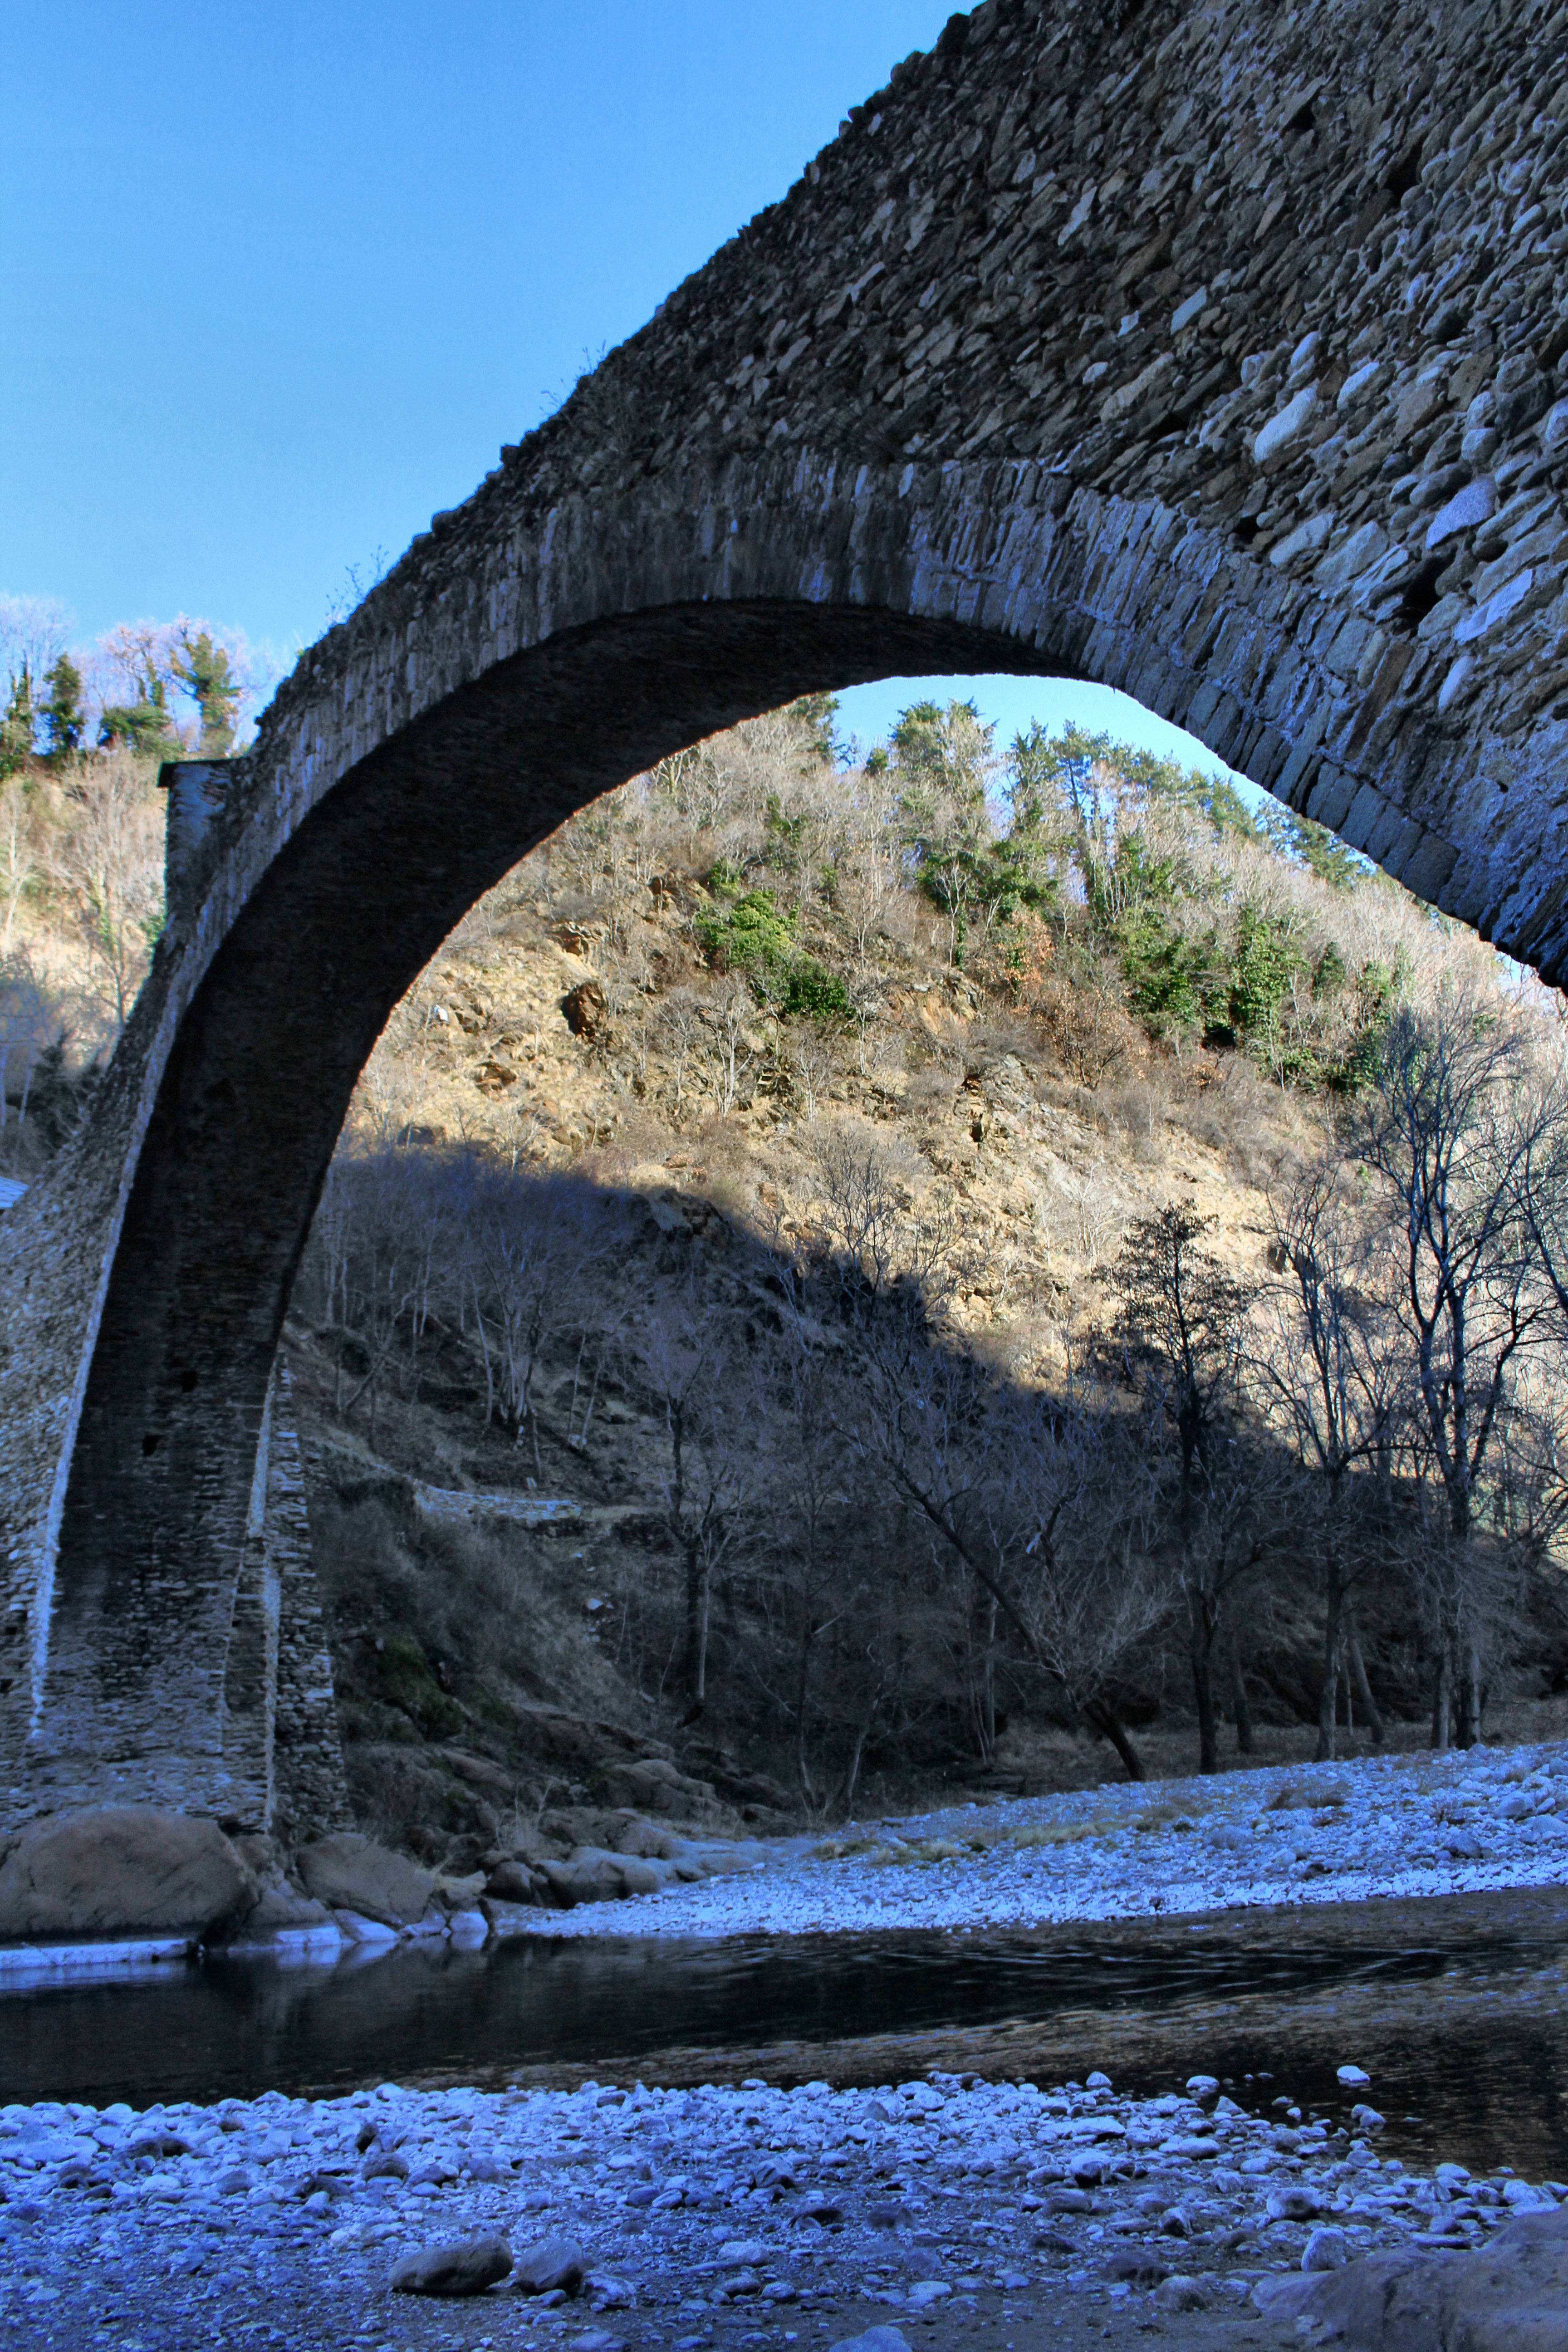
9, 695, 1568, 1865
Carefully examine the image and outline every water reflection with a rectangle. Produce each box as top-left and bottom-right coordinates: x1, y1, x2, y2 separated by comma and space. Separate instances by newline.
3, 1900, 1566, 2180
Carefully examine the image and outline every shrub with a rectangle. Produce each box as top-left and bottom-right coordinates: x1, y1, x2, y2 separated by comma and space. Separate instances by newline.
375, 1631, 465, 1737
783, 958, 851, 1021
696, 882, 797, 983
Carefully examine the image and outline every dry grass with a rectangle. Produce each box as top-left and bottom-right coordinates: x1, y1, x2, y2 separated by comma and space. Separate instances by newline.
1006, 1819, 1104, 1851
1132, 1801, 1204, 1833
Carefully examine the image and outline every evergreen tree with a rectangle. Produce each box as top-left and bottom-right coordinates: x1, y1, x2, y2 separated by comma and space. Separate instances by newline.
98, 676, 177, 756
98, 625, 180, 757
892, 698, 1000, 967
0, 663, 34, 779
170, 627, 239, 756
42, 653, 83, 760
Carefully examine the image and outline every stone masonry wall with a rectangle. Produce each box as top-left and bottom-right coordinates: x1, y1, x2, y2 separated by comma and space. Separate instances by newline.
5, 0, 1568, 1828
219, 1368, 353, 1843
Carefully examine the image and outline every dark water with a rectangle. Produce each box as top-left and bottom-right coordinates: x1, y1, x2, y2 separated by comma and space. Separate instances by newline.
5, 1896, 1567, 2179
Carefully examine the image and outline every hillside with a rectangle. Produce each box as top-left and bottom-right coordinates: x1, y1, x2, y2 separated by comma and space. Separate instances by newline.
5, 701, 1567, 1878
274, 701, 1568, 1869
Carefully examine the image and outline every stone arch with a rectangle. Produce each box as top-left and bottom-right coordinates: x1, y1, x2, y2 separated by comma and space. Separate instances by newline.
6, 0, 1568, 1821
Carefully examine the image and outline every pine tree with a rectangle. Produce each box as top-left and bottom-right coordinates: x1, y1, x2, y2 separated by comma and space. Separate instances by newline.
42, 653, 83, 760
98, 676, 177, 756
892, 698, 999, 968
169, 628, 239, 756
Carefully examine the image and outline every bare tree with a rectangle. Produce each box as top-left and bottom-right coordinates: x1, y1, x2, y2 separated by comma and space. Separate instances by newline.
0, 952, 61, 1160
466, 1166, 563, 1461
1357, 988, 1553, 1743
848, 1277, 1168, 1779
1259, 1161, 1402, 1755
1102, 1204, 1263, 1773
696, 976, 756, 1117
47, 753, 165, 1026
655, 986, 706, 1117
624, 1281, 757, 1712
787, 1022, 839, 1122
0, 779, 36, 954
0, 597, 71, 698
750, 1305, 872, 1809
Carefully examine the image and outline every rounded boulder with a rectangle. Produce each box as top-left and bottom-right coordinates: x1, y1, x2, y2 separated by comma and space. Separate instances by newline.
0, 1806, 260, 1939
295, 1831, 437, 1926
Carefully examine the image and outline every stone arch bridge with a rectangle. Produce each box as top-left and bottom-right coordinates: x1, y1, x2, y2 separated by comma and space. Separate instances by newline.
5, 0, 1568, 1834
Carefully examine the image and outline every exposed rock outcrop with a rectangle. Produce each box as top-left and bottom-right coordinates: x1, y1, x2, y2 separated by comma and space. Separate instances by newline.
1255, 2204, 1568, 2350
294, 1832, 440, 1928
0, 1806, 259, 1940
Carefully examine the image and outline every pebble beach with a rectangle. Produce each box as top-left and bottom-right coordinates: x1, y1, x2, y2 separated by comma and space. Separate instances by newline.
7, 1738, 1568, 2347
504, 1740, 1568, 1945
6, 2058, 1563, 2350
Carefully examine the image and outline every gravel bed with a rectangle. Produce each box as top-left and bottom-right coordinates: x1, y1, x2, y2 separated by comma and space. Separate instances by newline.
6, 2064, 1564, 2350
507, 1739, 1568, 1942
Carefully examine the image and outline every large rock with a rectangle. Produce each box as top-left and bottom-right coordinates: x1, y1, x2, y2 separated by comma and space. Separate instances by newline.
514, 2236, 585, 2296
534, 1849, 662, 1907
1255, 2207, 1568, 2348
602, 1755, 714, 1818
390, 2235, 512, 2297
294, 1832, 437, 1925
482, 1857, 543, 1904
0, 1806, 260, 1940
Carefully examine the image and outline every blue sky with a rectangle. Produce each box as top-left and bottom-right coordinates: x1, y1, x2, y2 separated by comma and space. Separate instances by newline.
3, 1, 1249, 794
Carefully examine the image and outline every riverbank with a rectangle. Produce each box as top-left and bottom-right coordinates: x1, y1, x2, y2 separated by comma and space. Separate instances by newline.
5, 2061, 1564, 2351
499, 1737, 1568, 1943
4, 1736, 1565, 1984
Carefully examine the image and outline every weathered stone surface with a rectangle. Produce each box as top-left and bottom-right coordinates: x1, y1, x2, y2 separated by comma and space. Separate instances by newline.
0, 1806, 258, 1938
234, 1881, 334, 1937
294, 1832, 437, 1926
10, 0, 1568, 1825
389, 2235, 513, 2298
513, 2236, 586, 2296
220, 1367, 353, 1843
1255, 2207, 1568, 2348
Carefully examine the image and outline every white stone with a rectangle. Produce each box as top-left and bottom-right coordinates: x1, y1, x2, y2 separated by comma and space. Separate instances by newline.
1254, 385, 1318, 461
1314, 519, 1389, 592
1337, 361, 1382, 412
1057, 185, 1096, 247
1454, 567, 1535, 643
1171, 289, 1207, 333
1425, 476, 1497, 549
1269, 510, 1336, 567
1437, 655, 1476, 713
